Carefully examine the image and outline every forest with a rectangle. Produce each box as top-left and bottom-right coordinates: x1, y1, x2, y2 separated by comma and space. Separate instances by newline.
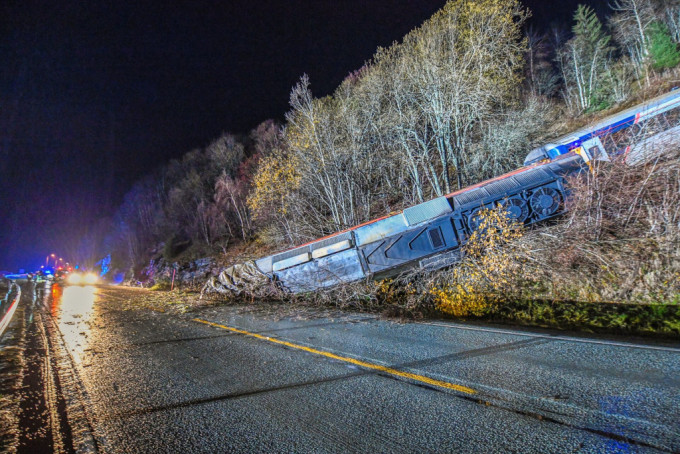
91, 0, 679, 327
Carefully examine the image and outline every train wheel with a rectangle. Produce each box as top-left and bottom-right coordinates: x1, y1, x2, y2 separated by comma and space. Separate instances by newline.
467, 208, 485, 232
529, 187, 561, 218
498, 197, 529, 223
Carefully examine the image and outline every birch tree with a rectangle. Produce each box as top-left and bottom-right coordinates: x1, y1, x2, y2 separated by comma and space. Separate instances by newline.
609, 0, 657, 81
659, 1, 680, 43
400, 0, 528, 191
213, 171, 252, 241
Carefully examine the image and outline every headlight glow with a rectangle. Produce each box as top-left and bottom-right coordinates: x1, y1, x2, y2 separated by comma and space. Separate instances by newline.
83, 272, 98, 285
67, 273, 82, 285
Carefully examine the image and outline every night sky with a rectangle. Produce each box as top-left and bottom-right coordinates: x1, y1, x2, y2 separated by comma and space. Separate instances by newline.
0, 0, 606, 271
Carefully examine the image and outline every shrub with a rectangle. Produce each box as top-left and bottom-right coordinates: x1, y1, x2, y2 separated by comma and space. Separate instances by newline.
516, 153, 680, 305
430, 207, 525, 317
150, 281, 171, 291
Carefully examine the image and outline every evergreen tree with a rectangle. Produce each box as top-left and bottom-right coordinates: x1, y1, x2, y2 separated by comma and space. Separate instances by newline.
647, 21, 680, 69
557, 5, 613, 112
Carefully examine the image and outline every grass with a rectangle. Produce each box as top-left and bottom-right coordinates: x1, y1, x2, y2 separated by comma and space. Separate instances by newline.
149, 281, 172, 291
486, 298, 680, 337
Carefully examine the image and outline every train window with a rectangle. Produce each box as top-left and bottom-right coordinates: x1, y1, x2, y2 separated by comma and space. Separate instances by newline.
428, 228, 445, 249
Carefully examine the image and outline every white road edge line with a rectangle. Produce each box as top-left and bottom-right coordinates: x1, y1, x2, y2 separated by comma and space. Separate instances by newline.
417, 321, 680, 353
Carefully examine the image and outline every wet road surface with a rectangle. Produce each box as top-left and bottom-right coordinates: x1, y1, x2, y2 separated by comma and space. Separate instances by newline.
18, 284, 680, 452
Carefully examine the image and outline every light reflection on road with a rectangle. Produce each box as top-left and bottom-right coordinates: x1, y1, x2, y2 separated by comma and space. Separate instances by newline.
51, 284, 98, 364
49, 283, 62, 315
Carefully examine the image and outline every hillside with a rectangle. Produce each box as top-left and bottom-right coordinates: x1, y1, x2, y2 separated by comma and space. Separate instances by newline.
95, 0, 680, 335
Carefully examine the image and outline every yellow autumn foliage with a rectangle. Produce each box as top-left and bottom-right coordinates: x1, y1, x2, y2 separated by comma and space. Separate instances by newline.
432, 207, 524, 317
247, 150, 302, 219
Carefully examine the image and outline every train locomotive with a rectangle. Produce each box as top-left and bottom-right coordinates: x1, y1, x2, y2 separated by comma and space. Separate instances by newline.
211, 90, 680, 294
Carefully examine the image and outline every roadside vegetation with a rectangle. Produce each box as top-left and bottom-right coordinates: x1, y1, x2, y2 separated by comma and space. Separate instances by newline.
81, 0, 680, 335
366, 156, 680, 337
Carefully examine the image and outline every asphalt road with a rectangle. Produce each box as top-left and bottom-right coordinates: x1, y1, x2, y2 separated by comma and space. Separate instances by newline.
28, 284, 680, 452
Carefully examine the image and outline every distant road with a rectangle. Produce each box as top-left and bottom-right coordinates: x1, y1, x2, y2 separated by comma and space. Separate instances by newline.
22, 285, 680, 452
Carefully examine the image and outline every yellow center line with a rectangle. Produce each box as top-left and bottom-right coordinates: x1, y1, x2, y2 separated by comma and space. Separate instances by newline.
193, 318, 476, 395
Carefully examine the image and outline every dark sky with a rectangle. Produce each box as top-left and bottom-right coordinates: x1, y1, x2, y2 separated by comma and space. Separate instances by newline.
0, 0, 606, 271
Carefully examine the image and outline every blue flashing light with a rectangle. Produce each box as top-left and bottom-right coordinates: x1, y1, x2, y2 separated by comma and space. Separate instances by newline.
99, 254, 111, 276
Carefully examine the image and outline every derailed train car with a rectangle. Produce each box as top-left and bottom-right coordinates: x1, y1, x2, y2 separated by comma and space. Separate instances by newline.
217, 90, 680, 294
256, 163, 575, 293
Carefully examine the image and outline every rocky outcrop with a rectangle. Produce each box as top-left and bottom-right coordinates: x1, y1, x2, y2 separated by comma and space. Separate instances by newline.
127, 256, 221, 289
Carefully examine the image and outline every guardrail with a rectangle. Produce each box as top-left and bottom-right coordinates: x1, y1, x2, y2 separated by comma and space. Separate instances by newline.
0, 282, 21, 339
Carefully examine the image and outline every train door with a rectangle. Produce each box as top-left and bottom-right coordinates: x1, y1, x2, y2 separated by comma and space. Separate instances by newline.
579, 136, 610, 163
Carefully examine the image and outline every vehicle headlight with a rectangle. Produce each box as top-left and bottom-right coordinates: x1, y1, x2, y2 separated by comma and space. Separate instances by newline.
83, 272, 98, 285
67, 273, 82, 285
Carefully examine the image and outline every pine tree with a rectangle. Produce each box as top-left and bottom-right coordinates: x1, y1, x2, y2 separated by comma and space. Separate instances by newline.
647, 21, 680, 69
557, 5, 613, 112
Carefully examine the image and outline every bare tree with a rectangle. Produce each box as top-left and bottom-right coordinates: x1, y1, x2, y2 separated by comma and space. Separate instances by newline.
284, 74, 384, 235
609, 0, 657, 82
379, 47, 437, 202
206, 133, 244, 177
659, 0, 680, 43
400, 0, 528, 191
213, 171, 252, 241
525, 28, 559, 97
250, 119, 281, 159
468, 95, 553, 182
